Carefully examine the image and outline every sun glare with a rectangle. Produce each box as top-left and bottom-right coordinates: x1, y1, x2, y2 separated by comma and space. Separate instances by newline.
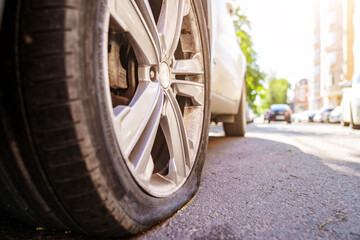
234, 0, 314, 84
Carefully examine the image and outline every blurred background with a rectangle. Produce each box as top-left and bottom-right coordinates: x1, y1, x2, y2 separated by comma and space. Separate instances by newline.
231, 0, 359, 121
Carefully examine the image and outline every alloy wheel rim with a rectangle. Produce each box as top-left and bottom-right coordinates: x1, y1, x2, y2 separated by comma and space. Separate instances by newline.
102, 0, 206, 197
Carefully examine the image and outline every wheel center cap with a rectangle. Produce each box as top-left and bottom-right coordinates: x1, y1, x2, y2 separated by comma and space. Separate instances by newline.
159, 62, 170, 89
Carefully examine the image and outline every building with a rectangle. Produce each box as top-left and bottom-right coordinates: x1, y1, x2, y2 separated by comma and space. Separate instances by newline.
320, 0, 344, 108
342, 0, 354, 81
309, 0, 322, 110
310, 0, 355, 110
354, 0, 360, 71
294, 79, 309, 113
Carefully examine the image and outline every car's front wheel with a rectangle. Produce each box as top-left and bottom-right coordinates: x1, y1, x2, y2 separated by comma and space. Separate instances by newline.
0, 0, 210, 237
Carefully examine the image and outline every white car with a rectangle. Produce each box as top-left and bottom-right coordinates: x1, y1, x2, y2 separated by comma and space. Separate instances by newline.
0, 0, 246, 236
329, 106, 342, 123
313, 111, 323, 123
341, 71, 360, 129
291, 111, 312, 123
209, 1, 247, 135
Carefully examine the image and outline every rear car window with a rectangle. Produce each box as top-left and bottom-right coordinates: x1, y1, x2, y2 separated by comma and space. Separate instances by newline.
270, 104, 290, 111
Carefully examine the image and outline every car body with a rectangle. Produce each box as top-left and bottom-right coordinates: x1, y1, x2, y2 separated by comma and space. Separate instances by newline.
329, 106, 342, 123
313, 111, 322, 122
302, 110, 317, 122
209, 0, 246, 120
341, 71, 360, 129
0, 0, 247, 236
291, 111, 314, 123
290, 112, 299, 122
313, 107, 334, 123
264, 104, 292, 123
246, 104, 255, 123
264, 109, 270, 121
308, 110, 317, 122
321, 108, 334, 122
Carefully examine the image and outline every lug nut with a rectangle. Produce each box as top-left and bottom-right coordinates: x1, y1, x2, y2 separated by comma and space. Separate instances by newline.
149, 67, 156, 81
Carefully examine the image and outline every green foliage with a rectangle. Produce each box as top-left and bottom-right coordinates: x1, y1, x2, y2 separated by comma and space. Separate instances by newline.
233, 7, 290, 115
233, 7, 266, 110
260, 77, 291, 112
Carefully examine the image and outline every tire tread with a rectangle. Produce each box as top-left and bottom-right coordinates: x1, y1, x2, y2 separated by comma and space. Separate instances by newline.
5, 0, 135, 237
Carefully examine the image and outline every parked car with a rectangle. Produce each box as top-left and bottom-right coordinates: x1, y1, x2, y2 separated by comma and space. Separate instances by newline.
264, 104, 292, 123
308, 110, 317, 122
291, 112, 300, 122
297, 112, 307, 122
329, 106, 342, 123
341, 71, 360, 129
0, 0, 246, 237
322, 108, 334, 122
246, 103, 255, 123
313, 107, 334, 123
264, 109, 270, 122
291, 110, 316, 123
313, 111, 322, 122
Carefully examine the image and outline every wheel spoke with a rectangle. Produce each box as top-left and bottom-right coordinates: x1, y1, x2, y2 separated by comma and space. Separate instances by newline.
108, 0, 160, 65
172, 80, 204, 106
161, 89, 190, 184
172, 55, 204, 76
129, 92, 163, 182
157, 0, 184, 61
113, 81, 162, 161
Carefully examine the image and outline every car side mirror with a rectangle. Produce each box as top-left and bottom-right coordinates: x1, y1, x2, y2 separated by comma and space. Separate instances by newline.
339, 81, 352, 88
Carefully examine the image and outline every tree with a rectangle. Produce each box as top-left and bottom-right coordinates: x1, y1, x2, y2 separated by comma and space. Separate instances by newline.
260, 77, 291, 112
233, 7, 266, 108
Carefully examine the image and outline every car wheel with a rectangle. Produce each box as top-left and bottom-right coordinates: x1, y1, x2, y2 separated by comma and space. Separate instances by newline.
341, 117, 349, 127
350, 106, 360, 129
0, 0, 210, 237
224, 82, 246, 136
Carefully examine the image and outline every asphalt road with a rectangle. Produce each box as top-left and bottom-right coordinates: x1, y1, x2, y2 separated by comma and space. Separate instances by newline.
1, 122, 360, 239
138, 122, 360, 239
